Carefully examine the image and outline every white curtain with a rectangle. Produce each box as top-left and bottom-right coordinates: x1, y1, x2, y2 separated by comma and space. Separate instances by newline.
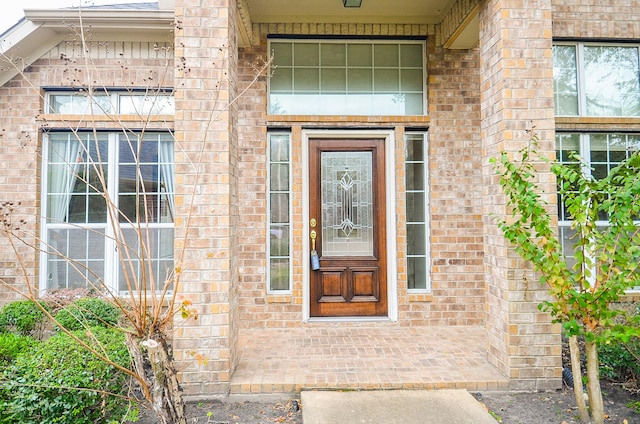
48, 137, 82, 222
158, 138, 174, 220
47, 136, 82, 289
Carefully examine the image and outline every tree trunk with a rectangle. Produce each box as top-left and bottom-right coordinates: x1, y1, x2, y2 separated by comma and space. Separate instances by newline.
569, 335, 590, 423
127, 334, 187, 424
585, 340, 604, 424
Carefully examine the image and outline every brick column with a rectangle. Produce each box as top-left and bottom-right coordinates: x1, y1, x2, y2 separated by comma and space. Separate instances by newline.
479, 0, 561, 390
173, 0, 239, 396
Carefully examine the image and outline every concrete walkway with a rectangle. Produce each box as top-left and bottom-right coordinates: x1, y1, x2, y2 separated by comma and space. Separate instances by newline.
301, 389, 497, 424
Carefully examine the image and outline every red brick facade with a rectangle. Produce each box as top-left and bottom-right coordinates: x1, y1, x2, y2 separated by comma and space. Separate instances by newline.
1, 0, 636, 396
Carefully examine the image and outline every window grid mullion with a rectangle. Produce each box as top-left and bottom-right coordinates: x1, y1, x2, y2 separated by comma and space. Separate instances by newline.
104, 133, 118, 293
575, 43, 585, 116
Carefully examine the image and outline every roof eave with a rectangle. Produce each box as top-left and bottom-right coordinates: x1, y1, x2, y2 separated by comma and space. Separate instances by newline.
0, 9, 175, 87
0, 20, 65, 87
24, 9, 175, 32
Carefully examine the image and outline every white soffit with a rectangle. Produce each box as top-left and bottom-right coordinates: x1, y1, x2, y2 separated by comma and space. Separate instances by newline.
246, 0, 457, 25
444, 7, 479, 50
0, 8, 174, 86
0, 20, 63, 87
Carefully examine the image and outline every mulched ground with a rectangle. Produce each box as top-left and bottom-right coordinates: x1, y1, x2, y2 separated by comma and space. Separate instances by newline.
136, 398, 303, 424
478, 379, 640, 424
134, 380, 639, 424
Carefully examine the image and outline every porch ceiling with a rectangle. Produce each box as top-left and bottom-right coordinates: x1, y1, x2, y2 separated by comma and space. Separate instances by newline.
246, 0, 457, 25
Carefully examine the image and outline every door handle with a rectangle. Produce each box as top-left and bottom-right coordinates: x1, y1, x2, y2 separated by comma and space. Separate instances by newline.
310, 230, 320, 270
310, 230, 317, 251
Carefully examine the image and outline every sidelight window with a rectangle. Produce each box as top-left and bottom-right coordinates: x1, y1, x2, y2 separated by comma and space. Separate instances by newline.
405, 132, 430, 291
267, 132, 292, 292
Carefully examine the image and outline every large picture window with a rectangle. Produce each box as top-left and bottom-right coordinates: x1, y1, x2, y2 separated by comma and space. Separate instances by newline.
553, 43, 640, 117
42, 131, 174, 293
269, 40, 425, 116
556, 132, 640, 291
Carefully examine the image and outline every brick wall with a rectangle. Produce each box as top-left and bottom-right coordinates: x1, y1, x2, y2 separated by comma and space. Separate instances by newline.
227, 0, 241, 378
553, 0, 640, 38
479, 0, 561, 390
253, 23, 430, 40
233, 21, 488, 329
414, 34, 485, 326
3, 0, 613, 394
173, 0, 238, 397
0, 73, 40, 303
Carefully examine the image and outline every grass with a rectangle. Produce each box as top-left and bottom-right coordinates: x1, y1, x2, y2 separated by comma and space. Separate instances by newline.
488, 410, 502, 423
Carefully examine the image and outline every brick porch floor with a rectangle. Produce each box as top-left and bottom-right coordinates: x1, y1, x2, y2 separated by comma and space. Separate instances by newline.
230, 324, 509, 394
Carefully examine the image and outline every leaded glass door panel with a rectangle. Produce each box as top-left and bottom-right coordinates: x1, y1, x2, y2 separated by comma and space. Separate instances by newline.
309, 139, 387, 317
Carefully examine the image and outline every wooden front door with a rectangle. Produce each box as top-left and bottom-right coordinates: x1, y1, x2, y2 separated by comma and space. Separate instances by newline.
309, 138, 387, 317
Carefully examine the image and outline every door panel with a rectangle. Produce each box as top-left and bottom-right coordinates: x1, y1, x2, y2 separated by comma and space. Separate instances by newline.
309, 138, 387, 317
318, 268, 347, 303
351, 268, 378, 301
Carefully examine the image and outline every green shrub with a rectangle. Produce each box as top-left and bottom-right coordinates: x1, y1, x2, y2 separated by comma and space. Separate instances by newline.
599, 336, 640, 382
0, 300, 50, 338
0, 326, 134, 424
0, 333, 38, 365
54, 297, 121, 331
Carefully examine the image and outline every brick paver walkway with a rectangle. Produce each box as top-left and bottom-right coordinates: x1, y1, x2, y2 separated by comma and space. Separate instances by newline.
230, 325, 508, 394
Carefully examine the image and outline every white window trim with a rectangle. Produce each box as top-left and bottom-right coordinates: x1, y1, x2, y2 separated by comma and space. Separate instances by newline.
39, 132, 174, 295
45, 90, 175, 115
554, 42, 640, 118
266, 131, 293, 294
267, 38, 427, 117
405, 131, 431, 293
301, 129, 398, 322
557, 132, 640, 293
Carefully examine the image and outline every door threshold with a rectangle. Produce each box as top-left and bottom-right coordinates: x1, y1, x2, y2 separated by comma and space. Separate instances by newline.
306, 316, 394, 323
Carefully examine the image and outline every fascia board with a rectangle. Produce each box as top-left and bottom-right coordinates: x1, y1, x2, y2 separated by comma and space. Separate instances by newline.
0, 21, 64, 87
24, 9, 175, 32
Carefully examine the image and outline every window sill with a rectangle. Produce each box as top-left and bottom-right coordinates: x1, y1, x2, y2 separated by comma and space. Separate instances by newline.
266, 294, 293, 304
408, 293, 433, 302
556, 116, 640, 130
38, 114, 174, 129
620, 291, 640, 302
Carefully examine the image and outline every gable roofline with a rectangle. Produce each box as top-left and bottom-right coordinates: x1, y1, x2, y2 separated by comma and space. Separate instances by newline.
0, 6, 174, 87
24, 8, 173, 31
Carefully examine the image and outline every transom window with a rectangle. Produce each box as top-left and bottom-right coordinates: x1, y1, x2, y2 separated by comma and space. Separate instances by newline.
268, 40, 425, 116
47, 91, 175, 115
553, 43, 640, 116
